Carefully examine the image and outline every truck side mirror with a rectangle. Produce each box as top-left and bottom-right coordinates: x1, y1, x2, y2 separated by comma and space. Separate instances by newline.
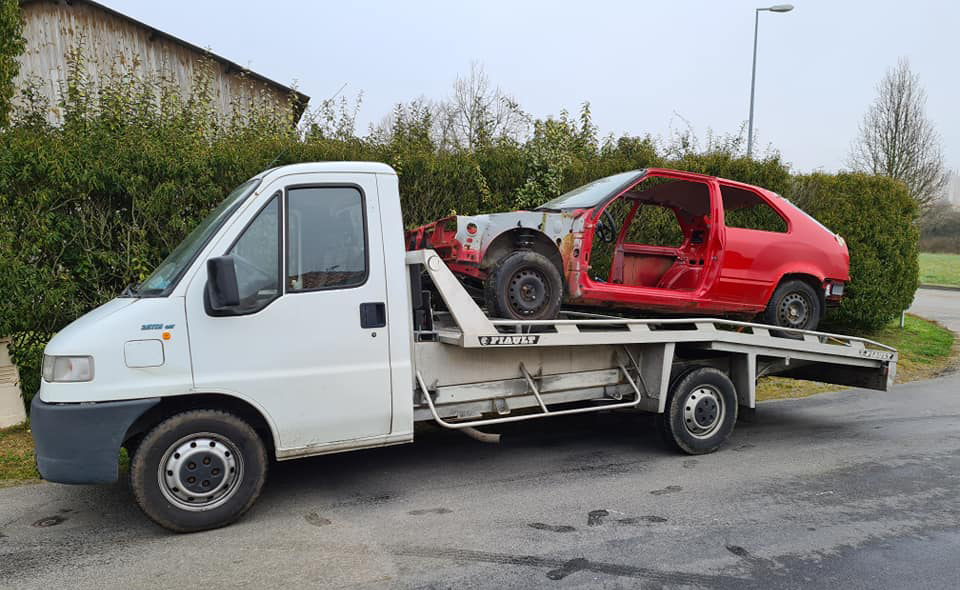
206, 256, 240, 310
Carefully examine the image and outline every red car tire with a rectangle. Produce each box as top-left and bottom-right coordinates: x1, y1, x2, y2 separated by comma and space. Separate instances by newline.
484, 251, 562, 320
763, 279, 822, 332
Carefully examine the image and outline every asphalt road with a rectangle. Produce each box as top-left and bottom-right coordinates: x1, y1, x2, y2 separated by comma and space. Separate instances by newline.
911, 286, 960, 333
2, 288, 958, 590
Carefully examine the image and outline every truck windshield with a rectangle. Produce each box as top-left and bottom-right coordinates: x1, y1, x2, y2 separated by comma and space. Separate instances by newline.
130, 178, 261, 298
535, 171, 642, 211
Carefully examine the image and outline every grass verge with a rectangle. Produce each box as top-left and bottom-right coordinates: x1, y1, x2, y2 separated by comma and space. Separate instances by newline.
757, 313, 955, 401
0, 422, 40, 488
919, 252, 960, 287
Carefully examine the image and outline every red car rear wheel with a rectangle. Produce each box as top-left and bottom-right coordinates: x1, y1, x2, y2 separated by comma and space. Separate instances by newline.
484, 251, 562, 320
763, 279, 822, 332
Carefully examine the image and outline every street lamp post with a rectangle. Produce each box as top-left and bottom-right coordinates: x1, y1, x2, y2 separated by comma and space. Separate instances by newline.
747, 4, 794, 158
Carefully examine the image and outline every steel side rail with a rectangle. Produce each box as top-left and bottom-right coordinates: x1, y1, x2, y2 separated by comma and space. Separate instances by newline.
487, 318, 895, 353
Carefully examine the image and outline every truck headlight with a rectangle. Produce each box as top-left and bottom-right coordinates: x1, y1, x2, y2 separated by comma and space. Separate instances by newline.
42, 355, 94, 382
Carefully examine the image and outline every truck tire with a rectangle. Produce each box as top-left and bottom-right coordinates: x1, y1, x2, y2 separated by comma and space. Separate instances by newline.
130, 410, 268, 533
484, 250, 563, 320
763, 279, 821, 332
659, 367, 738, 455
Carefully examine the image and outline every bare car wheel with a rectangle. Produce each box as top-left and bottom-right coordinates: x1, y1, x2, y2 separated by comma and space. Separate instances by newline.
763, 279, 822, 332
484, 251, 562, 320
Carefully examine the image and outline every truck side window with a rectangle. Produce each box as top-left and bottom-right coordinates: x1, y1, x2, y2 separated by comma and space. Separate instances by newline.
286, 186, 367, 291
721, 186, 788, 233
228, 195, 281, 312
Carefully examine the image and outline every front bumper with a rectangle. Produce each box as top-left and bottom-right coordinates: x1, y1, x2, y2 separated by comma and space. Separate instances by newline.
31, 396, 159, 484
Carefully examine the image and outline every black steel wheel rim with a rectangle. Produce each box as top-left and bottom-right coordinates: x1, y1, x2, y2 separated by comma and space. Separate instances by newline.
777, 291, 810, 329
507, 267, 550, 316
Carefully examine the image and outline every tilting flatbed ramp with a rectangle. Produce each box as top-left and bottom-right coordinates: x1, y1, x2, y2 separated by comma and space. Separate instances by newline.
406, 249, 896, 429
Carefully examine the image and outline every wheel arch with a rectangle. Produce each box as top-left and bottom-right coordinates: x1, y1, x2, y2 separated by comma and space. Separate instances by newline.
481, 228, 565, 288
123, 392, 278, 458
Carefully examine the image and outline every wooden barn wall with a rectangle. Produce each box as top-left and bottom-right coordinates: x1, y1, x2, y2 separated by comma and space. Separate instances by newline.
12, 1, 293, 122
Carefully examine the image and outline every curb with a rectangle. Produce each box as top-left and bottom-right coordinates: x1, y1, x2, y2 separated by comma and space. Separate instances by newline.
919, 284, 960, 292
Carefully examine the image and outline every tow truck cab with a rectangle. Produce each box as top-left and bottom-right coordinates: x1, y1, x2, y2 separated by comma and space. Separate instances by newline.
33, 162, 416, 485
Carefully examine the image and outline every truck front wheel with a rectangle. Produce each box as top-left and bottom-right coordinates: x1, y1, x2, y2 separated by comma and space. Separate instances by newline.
484, 250, 563, 320
660, 367, 738, 455
130, 410, 268, 533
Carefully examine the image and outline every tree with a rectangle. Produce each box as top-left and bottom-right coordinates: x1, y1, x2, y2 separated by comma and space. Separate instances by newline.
304, 90, 363, 142
0, 0, 25, 127
370, 63, 529, 151
368, 97, 443, 151
848, 58, 945, 212
441, 62, 528, 149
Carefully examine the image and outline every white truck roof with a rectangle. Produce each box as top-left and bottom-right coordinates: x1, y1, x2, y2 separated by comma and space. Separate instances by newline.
257, 162, 397, 184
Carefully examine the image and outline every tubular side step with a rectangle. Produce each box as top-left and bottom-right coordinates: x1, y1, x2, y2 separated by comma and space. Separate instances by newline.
415, 361, 644, 430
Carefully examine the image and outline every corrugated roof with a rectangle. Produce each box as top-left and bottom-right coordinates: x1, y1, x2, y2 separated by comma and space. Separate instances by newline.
19, 0, 310, 120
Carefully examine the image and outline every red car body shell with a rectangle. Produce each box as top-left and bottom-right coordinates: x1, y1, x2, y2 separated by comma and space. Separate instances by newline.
406, 168, 849, 318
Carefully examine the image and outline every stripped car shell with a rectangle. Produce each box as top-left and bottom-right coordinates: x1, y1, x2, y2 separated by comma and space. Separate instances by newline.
406, 168, 850, 329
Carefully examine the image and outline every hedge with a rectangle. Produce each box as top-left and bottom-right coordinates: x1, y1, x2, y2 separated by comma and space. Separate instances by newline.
792, 173, 919, 330
0, 58, 918, 408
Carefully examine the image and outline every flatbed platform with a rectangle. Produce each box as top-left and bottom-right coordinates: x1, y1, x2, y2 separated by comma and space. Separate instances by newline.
406, 249, 897, 430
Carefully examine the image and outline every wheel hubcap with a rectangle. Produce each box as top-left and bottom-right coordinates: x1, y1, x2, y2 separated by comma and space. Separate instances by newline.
682, 386, 725, 439
507, 268, 549, 316
159, 433, 243, 511
777, 292, 810, 328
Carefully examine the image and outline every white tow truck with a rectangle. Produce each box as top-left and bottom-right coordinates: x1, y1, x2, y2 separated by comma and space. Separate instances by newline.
31, 162, 898, 532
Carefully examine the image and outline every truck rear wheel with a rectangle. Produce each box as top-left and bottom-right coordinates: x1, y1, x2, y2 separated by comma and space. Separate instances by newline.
484, 250, 562, 320
130, 410, 268, 533
660, 367, 738, 455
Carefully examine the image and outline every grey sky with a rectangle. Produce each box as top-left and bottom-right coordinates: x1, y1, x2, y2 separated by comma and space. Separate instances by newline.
103, 0, 958, 174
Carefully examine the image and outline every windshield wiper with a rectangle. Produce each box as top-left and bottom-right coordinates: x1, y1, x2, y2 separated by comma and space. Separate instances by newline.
120, 282, 139, 297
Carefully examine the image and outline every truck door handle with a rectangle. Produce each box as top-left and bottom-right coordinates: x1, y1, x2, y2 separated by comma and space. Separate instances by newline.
359, 302, 386, 329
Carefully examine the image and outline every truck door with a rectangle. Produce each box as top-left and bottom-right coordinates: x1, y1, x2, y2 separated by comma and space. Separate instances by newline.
186, 173, 392, 451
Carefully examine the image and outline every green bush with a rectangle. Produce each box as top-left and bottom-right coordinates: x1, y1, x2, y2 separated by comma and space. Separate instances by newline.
792, 173, 919, 330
